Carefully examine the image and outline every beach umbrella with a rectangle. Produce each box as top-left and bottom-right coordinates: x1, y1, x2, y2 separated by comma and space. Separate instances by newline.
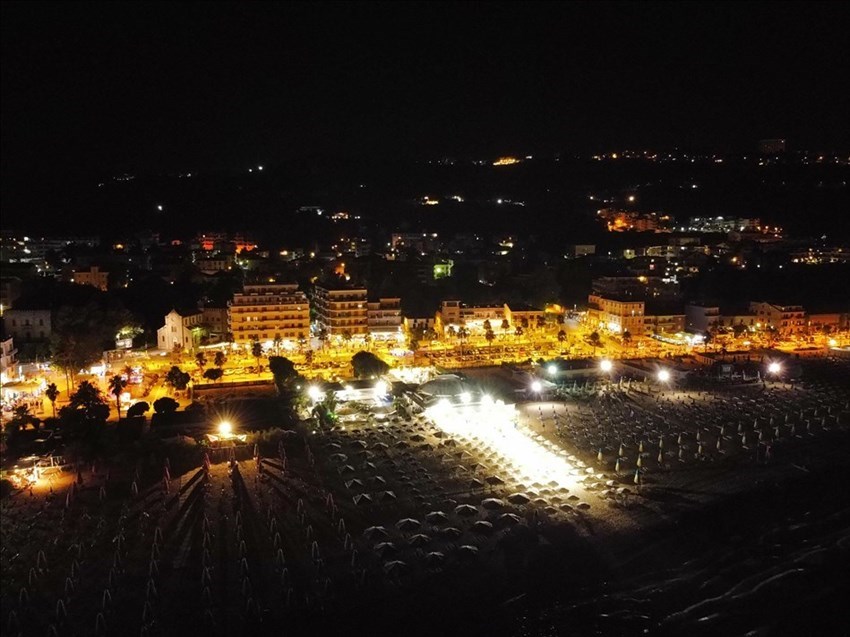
408, 533, 432, 547
457, 545, 479, 559
374, 542, 397, 557
396, 518, 421, 532
485, 475, 505, 486
471, 520, 494, 535
496, 513, 522, 527
363, 526, 389, 540
426, 511, 449, 524
481, 498, 505, 510
424, 551, 445, 566
383, 560, 410, 576
454, 504, 478, 517
438, 526, 463, 539
507, 492, 530, 505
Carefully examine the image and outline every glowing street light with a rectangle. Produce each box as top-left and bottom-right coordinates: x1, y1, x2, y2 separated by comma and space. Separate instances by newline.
767, 362, 782, 375
657, 369, 671, 383
530, 380, 543, 394
828, 338, 838, 348
600, 359, 613, 373
307, 385, 323, 402
218, 421, 233, 437
374, 379, 388, 397
460, 391, 472, 404
546, 364, 558, 376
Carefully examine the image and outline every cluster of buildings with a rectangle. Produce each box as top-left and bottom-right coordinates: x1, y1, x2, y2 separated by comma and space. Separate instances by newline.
586, 275, 848, 340
596, 209, 674, 233
155, 282, 406, 352
152, 281, 557, 354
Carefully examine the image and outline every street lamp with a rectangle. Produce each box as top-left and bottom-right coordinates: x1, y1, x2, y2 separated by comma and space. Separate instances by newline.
218, 421, 233, 437
530, 380, 543, 394
374, 379, 388, 398
600, 359, 613, 373
546, 364, 558, 376
767, 362, 781, 375
657, 369, 670, 383
307, 385, 323, 402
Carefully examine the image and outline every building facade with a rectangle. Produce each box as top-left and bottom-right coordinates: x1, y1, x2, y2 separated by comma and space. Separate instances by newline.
70, 265, 109, 291
0, 336, 19, 383
749, 302, 806, 337
3, 309, 52, 342
157, 309, 204, 351
313, 284, 368, 338
587, 294, 646, 335
228, 283, 310, 345
367, 297, 403, 340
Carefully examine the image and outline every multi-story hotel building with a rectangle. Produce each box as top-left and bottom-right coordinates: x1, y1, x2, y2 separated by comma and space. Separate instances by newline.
749, 302, 806, 337
586, 294, 647, 336
313, 283, 368, 338
367, 297, 403, 340
228, 283, 310, 345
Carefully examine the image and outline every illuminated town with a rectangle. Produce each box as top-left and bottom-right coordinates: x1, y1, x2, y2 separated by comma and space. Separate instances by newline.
2, 3, 849, 636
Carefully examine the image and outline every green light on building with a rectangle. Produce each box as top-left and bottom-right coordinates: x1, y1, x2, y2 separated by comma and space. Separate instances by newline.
433, 260, 453, 280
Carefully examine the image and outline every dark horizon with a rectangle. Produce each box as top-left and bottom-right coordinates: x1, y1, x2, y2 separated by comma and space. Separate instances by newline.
3, 2, 850, 186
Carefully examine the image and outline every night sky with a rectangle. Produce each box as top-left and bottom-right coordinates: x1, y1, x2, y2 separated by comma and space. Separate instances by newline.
2, 1, 849, 182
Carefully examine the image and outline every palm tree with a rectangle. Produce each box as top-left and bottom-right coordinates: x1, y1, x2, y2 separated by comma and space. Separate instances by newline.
195, 351, 207, 374
557, 329, 567, 344
214, 350, 227, 369
500, 318, 510, 339
251, 339, 263, 374
45, 382, 60, 418
589, 331, 602, 355
273, 333, 283, 355
485, 328, 495, 347
108, 375, 127, 420
457, 326, 469, 357
514, 325, 524, 339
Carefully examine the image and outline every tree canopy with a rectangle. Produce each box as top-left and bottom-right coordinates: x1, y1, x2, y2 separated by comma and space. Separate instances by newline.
351, 351, 390, 378
165, 366, 191, 391
268, 356, 300, 394
153, 397, 179, 414
50, 301, 140, 384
